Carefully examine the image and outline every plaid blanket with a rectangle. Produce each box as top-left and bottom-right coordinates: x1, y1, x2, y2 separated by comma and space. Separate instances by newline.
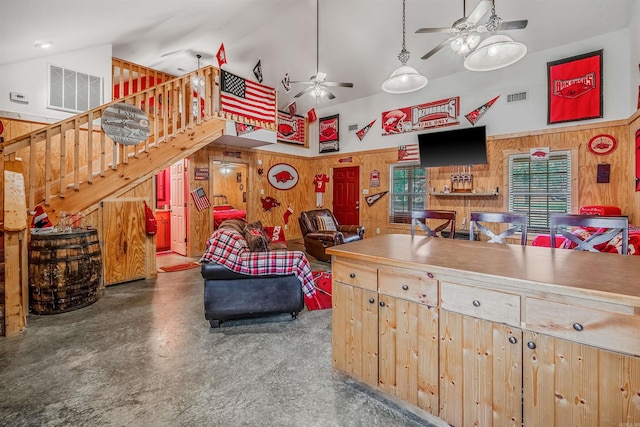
200, 228, 316, 297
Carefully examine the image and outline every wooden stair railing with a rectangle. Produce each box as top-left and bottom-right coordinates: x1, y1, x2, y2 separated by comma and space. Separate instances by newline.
0, 65, 277, 223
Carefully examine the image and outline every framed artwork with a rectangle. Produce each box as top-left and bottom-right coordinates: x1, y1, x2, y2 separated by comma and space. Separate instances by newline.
319, 114, 339, 153
277, 110, 308, 147
547, 50, 603, 125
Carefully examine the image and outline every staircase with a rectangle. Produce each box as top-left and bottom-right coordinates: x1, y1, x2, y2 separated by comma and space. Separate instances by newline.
1, 64, 276, 223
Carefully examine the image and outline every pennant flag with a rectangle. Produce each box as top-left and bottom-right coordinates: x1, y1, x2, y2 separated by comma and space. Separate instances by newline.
190, 187, 211, 211
221, 69, 277, 123
465, 95, 500, 126
365, 191, 388, 206
216, 43, 227, 68
356, 119, 376, 141
307, 108, 317, 122
287, 101, 297, 117
235, 122, 261, 136
281, 72, 291, 93
398, 144, 420, 163
253, 59, 263, 83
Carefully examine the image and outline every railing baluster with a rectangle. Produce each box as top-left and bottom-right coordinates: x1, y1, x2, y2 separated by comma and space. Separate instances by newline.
44, 128, 52, 205
87, 111, 93, 184
73, 118, 80, 191
29, 134, 37, 210
59, 122, 67, 198
100, 115, 106, 177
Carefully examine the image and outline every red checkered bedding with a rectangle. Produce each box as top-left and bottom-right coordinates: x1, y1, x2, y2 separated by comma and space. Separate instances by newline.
561, 225, 640, 255
200, 228, 315, 297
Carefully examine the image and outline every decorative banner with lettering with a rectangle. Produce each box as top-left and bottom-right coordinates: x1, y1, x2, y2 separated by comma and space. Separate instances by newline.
547, 50, 603, 125
381, 97, 460, 136
235, 122, 260, 136
319, 114, 339, 153
277, 111, 307, 145
365, 191, 388, 207
465, 95, 500, 126
102, 103, 151, 146
356, 119, 376, 141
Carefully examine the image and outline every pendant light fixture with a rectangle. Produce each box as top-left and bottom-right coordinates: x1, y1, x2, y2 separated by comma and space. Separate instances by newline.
463, 0, 527, 72
382, 0, 428, 94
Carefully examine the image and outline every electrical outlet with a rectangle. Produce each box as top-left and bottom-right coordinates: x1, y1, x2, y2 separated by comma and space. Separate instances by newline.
376, 227, 380, 234
260, 189, 264, 195
284, 224, 288, 230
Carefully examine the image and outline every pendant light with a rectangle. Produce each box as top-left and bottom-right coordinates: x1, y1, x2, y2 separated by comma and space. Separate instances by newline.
382, 0, 428, 94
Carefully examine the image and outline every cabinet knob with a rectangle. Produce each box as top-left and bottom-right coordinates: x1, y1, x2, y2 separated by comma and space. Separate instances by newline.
402, 284, 409, 291
508, 336, 518, 345
379, 301, 385, 307
572, 323, 584, 332
369, 298, 375, 304
349, 273, 356, 278
472, 300, 481, 307
527, 341, 536, 349
427, 272, 434, 279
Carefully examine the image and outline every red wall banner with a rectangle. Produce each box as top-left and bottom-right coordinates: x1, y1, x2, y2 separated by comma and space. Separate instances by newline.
381, 97, 460, 136
277, 111, 308, 146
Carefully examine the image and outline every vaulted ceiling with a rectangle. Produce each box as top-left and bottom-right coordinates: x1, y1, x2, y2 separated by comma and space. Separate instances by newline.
1, 0, 633, 113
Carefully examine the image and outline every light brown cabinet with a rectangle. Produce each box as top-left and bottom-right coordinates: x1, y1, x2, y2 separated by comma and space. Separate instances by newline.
327, 234, 640, 427
155, 210, 170, 252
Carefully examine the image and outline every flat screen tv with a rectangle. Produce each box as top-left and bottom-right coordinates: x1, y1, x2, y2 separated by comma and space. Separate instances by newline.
418, 126, 488, 168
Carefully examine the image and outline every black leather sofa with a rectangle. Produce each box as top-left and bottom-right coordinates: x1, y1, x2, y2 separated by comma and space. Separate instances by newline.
201, 262, 304, 328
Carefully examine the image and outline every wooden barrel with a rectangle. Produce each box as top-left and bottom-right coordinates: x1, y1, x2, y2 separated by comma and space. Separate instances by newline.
29, 229, 103, 315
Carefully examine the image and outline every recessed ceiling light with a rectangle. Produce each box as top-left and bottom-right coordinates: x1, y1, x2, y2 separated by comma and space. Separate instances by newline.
34, 41, 54, 49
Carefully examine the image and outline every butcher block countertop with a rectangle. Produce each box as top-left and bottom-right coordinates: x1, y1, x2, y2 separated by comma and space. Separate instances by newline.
326, 234, 640, 307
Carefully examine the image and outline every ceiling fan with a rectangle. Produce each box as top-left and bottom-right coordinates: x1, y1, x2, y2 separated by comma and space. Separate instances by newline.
290, 0, 353, 100
416, 0, 528, 60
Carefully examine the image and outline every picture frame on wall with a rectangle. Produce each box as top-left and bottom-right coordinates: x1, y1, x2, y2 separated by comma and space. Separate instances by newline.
319, 114, 339, 153
547, 49, 603, 125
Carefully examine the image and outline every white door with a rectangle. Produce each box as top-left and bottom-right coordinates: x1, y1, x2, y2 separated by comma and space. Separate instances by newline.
170, 159, 187, 255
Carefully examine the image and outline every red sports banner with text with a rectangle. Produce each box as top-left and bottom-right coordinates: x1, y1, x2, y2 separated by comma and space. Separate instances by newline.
277, 111, 307, 146
381, 97, 460, 136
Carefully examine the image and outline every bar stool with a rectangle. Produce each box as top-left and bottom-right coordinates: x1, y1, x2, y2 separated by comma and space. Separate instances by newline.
411, 210, 456, 238
469, 211, 528, 245
549, 214, 629, 254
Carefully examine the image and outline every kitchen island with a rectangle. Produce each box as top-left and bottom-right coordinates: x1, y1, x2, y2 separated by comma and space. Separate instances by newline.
327, 234, 640, 427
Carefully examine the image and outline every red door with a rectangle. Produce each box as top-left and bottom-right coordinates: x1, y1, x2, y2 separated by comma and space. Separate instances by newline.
333, 166, 360, 226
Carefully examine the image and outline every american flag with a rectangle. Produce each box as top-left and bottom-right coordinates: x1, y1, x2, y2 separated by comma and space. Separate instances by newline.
190, 187, 211, 211
398, 144, 420, 163
221, 70, 276, 123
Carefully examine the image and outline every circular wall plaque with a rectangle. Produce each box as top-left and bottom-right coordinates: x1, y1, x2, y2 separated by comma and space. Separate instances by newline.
267, 163, 299, 190
587, 134, 617, 155
101, 103, 150, 146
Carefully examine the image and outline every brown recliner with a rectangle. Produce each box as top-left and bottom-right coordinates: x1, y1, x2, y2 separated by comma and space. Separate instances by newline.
298, 209, 365, 262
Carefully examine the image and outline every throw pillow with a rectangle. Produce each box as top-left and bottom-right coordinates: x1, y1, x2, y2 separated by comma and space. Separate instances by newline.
218, 219, 247, 234
316, 215, 337, 231
243, 221, 270, 252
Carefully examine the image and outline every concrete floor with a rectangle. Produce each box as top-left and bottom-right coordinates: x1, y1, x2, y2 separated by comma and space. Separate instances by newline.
0, 252, 439, 427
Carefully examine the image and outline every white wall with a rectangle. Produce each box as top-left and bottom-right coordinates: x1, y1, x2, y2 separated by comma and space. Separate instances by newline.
310, 29, 633, 157
0, 44, 112, 123
630, 1, 640, 110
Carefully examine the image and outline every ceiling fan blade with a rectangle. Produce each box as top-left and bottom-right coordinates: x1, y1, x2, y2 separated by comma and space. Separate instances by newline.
421, 38, 451, 60
325, 90, 336, 100
467, 0, 492, 24
415, 27, 456, 34
323, 82, 354, 88
293, 86, 313, 98
498, 19, 528, 30
290, 80, 314, 85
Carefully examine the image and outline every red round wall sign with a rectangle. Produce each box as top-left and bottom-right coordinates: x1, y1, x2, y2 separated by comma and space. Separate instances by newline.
267, 163, 299, 190
587, 134, 616, 155
0, 119, 4, 135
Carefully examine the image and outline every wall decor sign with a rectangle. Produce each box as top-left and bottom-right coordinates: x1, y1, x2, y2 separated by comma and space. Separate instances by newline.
381, 97, 460, 136
101, 103, 151, 145
356, 119, 376, 141
547, 50, 603, 125
398, 144, 420, 163
194, 167, 209, 180
465, 95, 499, 126
277, 110, 308, 146
530, 147, 550, 161
223, 151, 242, 158
319, 114, 339, 153
267, 163, 299, 190
587, 134, 617, 155
370, 170, 380, 187
365, 191, 388, 206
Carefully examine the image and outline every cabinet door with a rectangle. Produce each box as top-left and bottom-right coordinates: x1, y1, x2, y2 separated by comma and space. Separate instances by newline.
378, 294, 439, 415
155, 211, 170, 251
439, 310, 522, 427
523, 331, 640, 427
332, 281, 378, 387
102, 199, 147, 285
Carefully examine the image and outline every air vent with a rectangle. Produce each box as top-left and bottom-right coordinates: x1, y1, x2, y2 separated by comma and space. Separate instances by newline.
507, 91, 528, 103
348, 124, 358, 131
48, 64, 103, 113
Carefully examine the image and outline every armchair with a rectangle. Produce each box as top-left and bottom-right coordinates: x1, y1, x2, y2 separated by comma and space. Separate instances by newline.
298, 209, 365, 262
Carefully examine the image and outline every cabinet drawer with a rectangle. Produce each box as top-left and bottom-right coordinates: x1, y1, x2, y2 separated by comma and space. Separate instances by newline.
378, 267, 438, 306
333, 258, 377, 291
526, 297, 640, 355
440, 281, 520, 326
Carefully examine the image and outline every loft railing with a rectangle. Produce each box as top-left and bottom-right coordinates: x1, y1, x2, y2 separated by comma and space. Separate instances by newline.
0, 65, 277, 215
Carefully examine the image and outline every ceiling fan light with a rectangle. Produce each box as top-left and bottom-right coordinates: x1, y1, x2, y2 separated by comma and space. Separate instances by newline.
450, 37, 463, 52
382, 65, 428, 94
467, 34, 481, 49
463, 34, 527, 72
458, 42, 470, 56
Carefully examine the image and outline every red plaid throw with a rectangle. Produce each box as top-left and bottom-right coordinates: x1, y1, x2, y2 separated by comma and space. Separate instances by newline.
200, 229, 315, 297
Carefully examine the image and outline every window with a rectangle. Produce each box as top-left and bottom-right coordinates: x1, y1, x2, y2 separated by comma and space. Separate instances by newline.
389, 163, 427, 224
49, 64, 103, 113
508, 150, 572, 233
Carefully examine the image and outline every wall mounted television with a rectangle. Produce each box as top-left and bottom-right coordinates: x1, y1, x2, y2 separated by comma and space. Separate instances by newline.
418, 126, 488, 168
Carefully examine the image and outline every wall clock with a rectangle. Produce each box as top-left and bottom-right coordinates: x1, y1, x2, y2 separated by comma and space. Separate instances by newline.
587, 134, 616, 155
267, 163, 299, 190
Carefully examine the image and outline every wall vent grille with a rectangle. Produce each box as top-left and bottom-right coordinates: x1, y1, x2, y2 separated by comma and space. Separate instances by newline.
49, 64, 103, 113
507, 91, 528, 103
